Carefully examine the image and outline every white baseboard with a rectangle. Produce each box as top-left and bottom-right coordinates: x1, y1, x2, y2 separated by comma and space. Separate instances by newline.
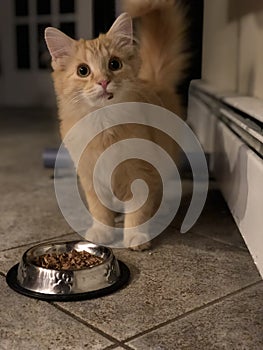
188, 80, 263, 278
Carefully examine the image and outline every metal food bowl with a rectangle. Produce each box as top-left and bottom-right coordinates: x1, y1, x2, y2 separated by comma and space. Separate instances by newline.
6, 240, 130, 301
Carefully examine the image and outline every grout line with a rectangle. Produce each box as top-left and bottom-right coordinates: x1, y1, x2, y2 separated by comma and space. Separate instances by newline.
122, 280, 263, 344
50, 302, 129, 348
190, 230, 248, 252
102, 346, 120, 350
103, 344, 134, 350
0, 231, 76, 253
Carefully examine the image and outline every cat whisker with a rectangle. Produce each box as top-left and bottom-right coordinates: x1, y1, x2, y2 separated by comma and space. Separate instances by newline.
68, 92, 83, 105
68, 96, 80, 104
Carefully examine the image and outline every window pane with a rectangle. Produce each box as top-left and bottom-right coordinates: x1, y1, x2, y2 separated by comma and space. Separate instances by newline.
38, 23, 51, 69
60, 22, 75, 38
59, 0, 75, 14
16, 25, 30, 69
37, 0, 51, 15
15, 0, 28, 16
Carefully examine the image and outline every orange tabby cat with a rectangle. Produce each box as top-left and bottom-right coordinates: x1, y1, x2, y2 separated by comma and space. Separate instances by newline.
45, 0, 189, 250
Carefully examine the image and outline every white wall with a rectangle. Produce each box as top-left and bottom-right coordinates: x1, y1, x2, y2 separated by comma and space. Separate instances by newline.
203, 0, 263, 100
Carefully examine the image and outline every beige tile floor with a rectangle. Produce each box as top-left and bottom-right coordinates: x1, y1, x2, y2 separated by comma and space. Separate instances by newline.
0, 109, 262, 350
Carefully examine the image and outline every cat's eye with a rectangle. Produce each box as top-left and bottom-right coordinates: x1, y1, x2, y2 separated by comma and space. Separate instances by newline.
77, 64, 90, 77
108, 57, 122, 71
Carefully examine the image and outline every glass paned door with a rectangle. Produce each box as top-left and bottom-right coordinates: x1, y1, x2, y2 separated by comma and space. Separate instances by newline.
0, 0, 92, 106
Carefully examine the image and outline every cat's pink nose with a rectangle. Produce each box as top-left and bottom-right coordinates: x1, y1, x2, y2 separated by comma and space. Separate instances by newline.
98, 79, 110, 90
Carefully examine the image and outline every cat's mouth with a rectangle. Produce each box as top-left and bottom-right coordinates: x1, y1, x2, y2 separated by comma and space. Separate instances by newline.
100, 91, 114, 100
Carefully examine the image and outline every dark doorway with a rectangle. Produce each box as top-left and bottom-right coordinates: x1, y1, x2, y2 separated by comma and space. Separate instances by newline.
179, 0, 204, 105
93, 0, 116, 37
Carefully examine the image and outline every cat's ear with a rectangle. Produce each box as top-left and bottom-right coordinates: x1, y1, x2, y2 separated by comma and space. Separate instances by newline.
107, 13, 133, 47
45, 27, 75, 69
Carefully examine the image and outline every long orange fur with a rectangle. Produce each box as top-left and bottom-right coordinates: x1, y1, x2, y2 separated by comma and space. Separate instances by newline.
45, 0, 189, 250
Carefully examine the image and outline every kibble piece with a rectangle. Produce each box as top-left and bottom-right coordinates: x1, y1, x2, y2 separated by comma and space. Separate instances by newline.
32, 250, 103, 270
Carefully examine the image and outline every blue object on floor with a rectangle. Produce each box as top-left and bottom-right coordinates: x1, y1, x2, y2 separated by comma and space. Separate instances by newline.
42, 147, 72, 169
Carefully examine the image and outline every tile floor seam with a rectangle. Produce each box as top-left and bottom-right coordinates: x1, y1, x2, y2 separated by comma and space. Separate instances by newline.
189, 230, 248, 252
121, 279, 263, 344
103, 344, 134, 350
0, 231, 76, 253
51, 302, 128, 347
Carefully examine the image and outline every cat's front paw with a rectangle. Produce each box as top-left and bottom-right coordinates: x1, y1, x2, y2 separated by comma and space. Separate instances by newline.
84, 226, 115, 246
130, 241, 151, 251
124, 232, 151, 251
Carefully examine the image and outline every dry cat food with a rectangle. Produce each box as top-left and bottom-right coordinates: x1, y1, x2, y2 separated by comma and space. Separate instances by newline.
32, 249, 103, 270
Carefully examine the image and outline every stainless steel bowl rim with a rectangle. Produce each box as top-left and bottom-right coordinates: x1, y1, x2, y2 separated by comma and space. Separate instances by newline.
22, 240, 114, 272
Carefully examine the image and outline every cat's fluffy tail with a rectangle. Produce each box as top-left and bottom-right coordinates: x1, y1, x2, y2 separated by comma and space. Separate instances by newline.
124, 0, 189, 92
